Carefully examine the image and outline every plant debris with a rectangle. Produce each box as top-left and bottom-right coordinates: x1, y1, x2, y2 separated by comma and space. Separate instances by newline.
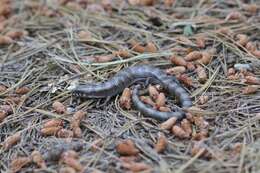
0, 1, 259, 172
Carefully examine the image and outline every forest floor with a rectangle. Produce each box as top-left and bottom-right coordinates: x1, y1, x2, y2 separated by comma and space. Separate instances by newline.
0, 0, 260, 173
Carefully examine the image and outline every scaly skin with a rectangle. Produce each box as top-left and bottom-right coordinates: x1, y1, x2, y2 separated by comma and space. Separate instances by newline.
72, 65, 192, 120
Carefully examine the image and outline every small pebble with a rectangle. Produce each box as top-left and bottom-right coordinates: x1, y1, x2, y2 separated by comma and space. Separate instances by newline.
234, 64, 252, 71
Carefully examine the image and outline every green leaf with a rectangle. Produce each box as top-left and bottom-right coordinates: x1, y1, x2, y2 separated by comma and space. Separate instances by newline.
183, 25, 194, 36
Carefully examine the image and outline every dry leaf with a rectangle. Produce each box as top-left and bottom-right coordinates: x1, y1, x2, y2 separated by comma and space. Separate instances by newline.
0, 22, 7, 32
57, 129, 74, 138
195, 36, 206, 48
128, 0, 141, 5
140, 0, 155, 6
43, 119, 64, 128
5, 96, 21, 104
53, 101, 66, 114
242, 4, 258, 14
252, 50, 260, 58
0, 111, 7, 122
186, 62, 195, 71
0, 104, 12, 114
41, 126, 62, 136
0, 17, 6, 23
164, 0, 175, 7
231, 143, 243, 155
225, 11, 245, 21
184, 51, 202, 61
196, 65, 207, 83
60, 156, 83, 172
140, 96, 156, 107
196, 51, 213, 65
31, 150, 46, 168
0, 35, 13, 45
166, 66, 186, 75
0, 85, 7, 92
170, 55, 187, 66
194, 116, 209, 129
241, 70, 255, 77
2, 132, 21, 150
95, 55, 114, 63
90, 138, 104, 152
10, 157, 32, 173
70, 119, 80, 129
73, 110, 85, 122
177, 36, 194, 45
119, 88, 132, 110
242, 85, 258, 94
5, 30, 27, 39
87, 4, 106, 13
192, 130, 208, 141
177, 74, 193, 87
227, 68, 236, 76
15, 86, 30, 95
180, 119, 192, 136
130, 40, 146, 53
160, 117, 177, 130
113, 49, 130, 58
145, 42, 157, 53
58, 0, 70, 5
245, 76, 260, 84
116, 139, 139, 156
155, 133, 168, 153
62, 150, 79, 159
245, 42, 256, 52
186, 113, 194, 123
101, 0, 113, 11
0, 4, 12, 16
198, 95, 209, 105
172, 125, 189, 139
186, 106, 205, 116
69, 110, 86, 138
191, 142, 211, 158
171, 46, 188, 52
70, 120, 81, 130
155, 93, 166, 108
216, 27, 233, 36
236, 34, 248, 46
73, 127, 82, 138
148, 85, 159, 100
228, 74, 240, 80
77, 30, 92, 40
